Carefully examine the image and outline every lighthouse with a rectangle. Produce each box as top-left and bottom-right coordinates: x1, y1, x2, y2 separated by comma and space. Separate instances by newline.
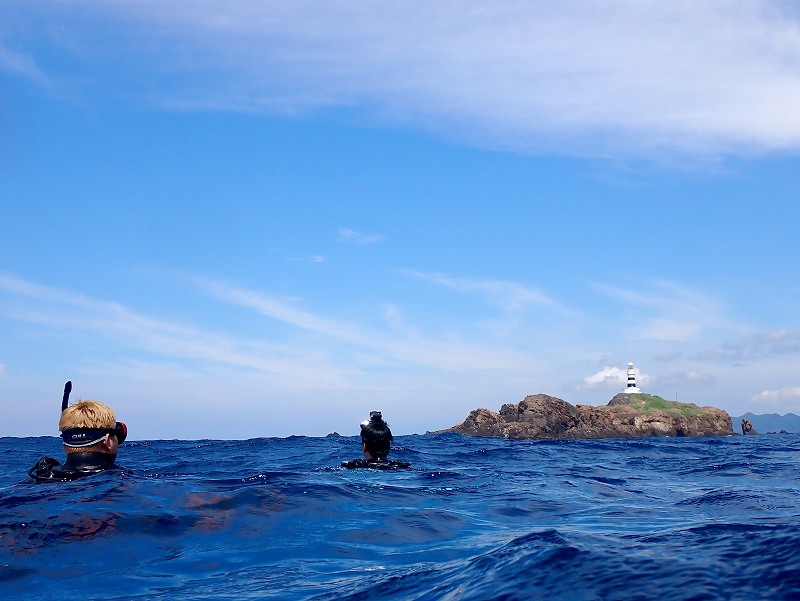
623, 362, 640, 393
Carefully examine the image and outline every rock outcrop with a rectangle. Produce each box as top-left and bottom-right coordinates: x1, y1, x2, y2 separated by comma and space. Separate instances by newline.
740, 419, 757, 435
442, 393, 733, 440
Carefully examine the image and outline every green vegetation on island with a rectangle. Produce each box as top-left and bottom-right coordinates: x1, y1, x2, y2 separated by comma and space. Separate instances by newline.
619, 393, 702, 417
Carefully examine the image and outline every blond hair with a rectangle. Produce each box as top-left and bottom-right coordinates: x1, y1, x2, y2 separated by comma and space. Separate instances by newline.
59, 400, 116, 431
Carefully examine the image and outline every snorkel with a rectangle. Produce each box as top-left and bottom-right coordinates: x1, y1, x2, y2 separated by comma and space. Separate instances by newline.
61, 380, 72, 412
59, 381, 128, 447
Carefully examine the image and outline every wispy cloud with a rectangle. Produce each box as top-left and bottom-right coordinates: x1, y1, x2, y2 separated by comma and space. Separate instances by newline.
685, 369, 718, 385
198, 278, 365, 342
708, 330, 800, 361
405, 270, 560, 312
77, 359, 201, 382
0, 43, 49, 86
0, 273, 348, 386
593, 279, 740, 342
0, 273, 539, 391
9, 1, 800, 157
196, 277, 535, 371
291, 254, 326, 264
338, 228, 385, 245
654, 368, 718, 391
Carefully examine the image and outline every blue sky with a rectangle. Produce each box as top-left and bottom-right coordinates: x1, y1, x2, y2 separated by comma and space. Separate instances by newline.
2, 1, 800, 439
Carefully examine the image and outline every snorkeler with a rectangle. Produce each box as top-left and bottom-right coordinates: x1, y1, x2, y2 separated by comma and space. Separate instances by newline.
29, 381, 128, 482
341, 411, 410, 470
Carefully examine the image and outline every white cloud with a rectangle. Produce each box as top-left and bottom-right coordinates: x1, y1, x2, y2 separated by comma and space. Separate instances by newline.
338, 228, 385, 245
593, 280, 742, 342
77, 359, 200, 382
406, 270, 560, 313
584, 366, 627, 387
0, 273, 541, 392
291, 254, 326, 264
753, 386, 800, 405
10, 0, 800, 157
197, 277, 535, 371
685, 369, 717, 385
650, 368, 716, 395
0, 43, 49, 85
714, 330, 800, 360
0, 273, 348, 387
198, 278, 365, 342
583, 364, 652, 390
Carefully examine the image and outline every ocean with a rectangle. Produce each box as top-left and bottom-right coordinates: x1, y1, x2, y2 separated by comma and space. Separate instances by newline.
1, 433, 799, 600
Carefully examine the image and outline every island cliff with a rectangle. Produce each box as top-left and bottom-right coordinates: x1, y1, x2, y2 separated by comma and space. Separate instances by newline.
441, 393, 733, 439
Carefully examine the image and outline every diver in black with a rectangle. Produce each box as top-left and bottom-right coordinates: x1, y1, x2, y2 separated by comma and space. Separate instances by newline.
341, 411, 410, 470
29, 381, 128, 483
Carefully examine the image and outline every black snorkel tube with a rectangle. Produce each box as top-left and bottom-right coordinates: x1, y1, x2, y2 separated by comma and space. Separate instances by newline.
61, 380, 72, 413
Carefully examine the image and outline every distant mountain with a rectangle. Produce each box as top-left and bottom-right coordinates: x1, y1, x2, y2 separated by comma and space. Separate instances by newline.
731, 413, 800, 434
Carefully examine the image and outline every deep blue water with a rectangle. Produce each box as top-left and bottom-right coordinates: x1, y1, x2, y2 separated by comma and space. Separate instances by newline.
1, 433, 799, 600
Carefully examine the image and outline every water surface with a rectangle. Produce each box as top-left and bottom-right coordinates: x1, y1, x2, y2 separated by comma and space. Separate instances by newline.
2, 434, 799, 599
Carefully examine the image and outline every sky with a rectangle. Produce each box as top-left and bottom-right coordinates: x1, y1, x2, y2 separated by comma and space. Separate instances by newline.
2, 1, 800, 439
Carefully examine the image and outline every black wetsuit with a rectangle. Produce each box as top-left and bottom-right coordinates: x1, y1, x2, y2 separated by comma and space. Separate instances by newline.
28, 452, 117, 483
341, 457, 411, 470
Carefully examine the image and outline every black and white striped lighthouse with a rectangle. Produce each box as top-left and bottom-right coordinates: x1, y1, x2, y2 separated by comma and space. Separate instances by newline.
623, 362, 640, 393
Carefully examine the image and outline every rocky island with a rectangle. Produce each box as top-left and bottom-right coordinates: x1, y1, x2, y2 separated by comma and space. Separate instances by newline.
440, 392, 733, 439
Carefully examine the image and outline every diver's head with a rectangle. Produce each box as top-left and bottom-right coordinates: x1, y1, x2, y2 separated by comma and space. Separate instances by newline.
59, 400, 127, 457
360, 411, 392, 460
